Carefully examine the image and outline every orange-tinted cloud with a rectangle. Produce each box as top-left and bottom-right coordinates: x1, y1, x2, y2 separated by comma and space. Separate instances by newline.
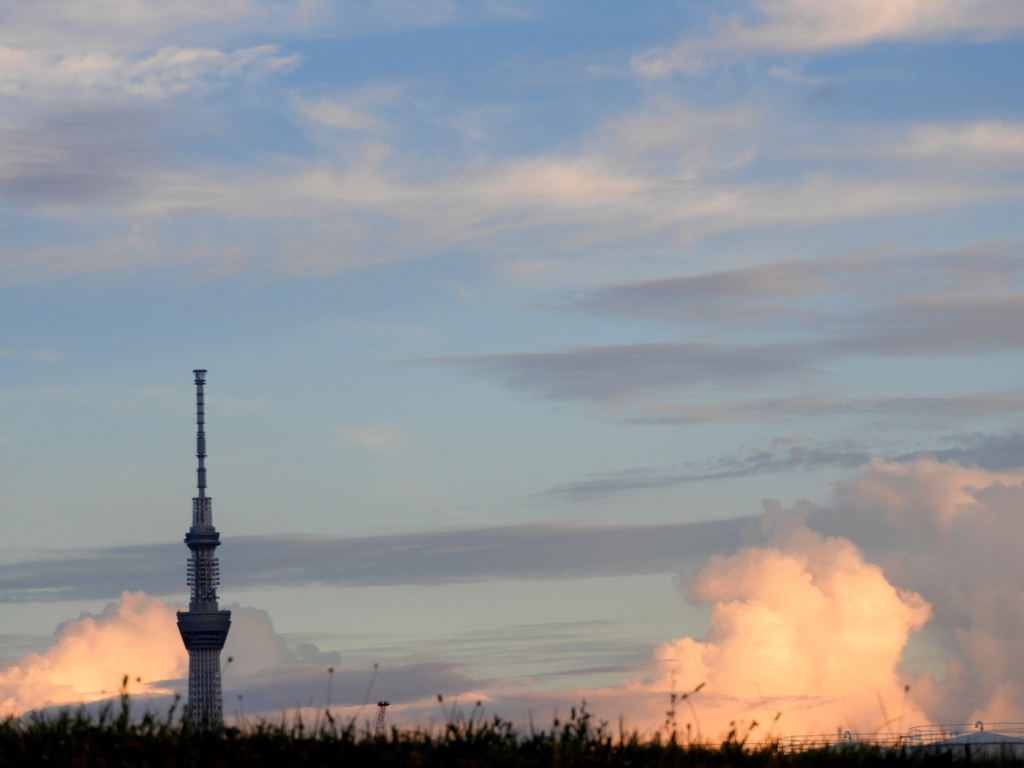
0, 591, 185, 716
624, 526, 931, 737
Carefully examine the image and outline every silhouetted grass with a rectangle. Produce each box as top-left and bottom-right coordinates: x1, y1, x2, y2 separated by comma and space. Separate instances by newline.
0, 685, 1020, 767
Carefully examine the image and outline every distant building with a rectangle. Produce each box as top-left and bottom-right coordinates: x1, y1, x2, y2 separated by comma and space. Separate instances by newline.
176, 369, 231, 726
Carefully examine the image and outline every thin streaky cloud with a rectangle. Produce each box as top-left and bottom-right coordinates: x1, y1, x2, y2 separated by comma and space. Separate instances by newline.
422, 342, 816, 402
562, 249, 1024, 326
540, 430, 1024, 504
0, 349, 58, 362
625, 391, 1024, 426
0, 519, 761, 604
538, 441, 873, 503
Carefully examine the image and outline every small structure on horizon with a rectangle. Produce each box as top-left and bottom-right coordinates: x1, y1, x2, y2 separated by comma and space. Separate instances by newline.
375, 701, 390, 737
176, 369, 232, 726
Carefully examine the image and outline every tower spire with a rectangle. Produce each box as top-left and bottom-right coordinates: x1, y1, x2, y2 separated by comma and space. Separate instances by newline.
195, 368, 206, 500
177, 369, 231, 726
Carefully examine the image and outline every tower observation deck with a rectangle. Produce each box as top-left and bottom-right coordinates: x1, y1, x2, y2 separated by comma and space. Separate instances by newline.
176, 369, 231, 726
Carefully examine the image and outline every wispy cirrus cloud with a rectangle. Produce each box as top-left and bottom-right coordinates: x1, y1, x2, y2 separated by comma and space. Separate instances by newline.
341, 423, 411, 453
7, 93, 1016, 281
539, 437, 871, 503
895, 121, 1024, 167
0, 44, 297, 101
538, 429, 1024, 503
633, 0, 1024, 79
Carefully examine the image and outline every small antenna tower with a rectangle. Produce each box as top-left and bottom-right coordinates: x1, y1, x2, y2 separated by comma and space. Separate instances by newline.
375, 701, 390, 737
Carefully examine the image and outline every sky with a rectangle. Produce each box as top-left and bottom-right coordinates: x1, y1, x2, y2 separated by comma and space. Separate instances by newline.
3, 0, 1024, 739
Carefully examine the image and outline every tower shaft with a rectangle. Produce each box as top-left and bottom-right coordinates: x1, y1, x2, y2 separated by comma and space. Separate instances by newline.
177, 369, 231, 726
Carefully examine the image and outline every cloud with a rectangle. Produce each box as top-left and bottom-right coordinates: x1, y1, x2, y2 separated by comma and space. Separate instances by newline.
424, 342, 815, 402
297, 85, 401, 135
539, 439, 872, 503
0, 106, 163, 206
341, 424, 411, 453
14, 461, 1024, 733
445, 248, 1024, 418
0, 0, 338, 59
0, 520, 761, 604
539, 429, 1024, 503
633, 1, 1024, 78
0, 591, 185, 715
726, 0, 1024, 51
302, 100, 384, 133
8, 97, 1010, 280
393, 459, 1024, 734
564, 249, 1024, 327
636, 525, 931, 736
387, 518, 938, 739
806, 458, 1024, 724
896, 122, 1024, 167
0, 45, 297, 101
625, 392, 1024, 426
0, 591, 476, 721
896, 431, 1024, 471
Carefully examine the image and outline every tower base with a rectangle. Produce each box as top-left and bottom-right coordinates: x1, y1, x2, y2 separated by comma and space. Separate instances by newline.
177, 610, 230, 726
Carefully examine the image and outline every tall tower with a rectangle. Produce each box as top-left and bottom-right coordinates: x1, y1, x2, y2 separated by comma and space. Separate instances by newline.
177, 369, 231, 726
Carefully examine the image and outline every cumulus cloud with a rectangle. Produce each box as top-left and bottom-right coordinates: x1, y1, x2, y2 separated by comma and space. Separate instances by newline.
13, 461, 1024, 734
807, 459, 1024, 724
501, 459, 1024, 736
635, 526, 931, 736
0, 592, 368, 719
0, 591, 185, 716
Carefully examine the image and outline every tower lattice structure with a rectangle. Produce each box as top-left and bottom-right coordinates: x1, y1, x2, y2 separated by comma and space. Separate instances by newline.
176, 369, 231, 726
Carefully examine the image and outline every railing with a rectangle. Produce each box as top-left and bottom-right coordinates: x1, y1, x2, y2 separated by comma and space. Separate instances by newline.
779, 732, 913, 752
780, 723, 1024, 753
908, 722, 1024, 742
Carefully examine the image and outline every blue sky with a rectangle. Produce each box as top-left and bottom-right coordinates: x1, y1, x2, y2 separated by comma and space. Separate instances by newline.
4, 0, 1024, 736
